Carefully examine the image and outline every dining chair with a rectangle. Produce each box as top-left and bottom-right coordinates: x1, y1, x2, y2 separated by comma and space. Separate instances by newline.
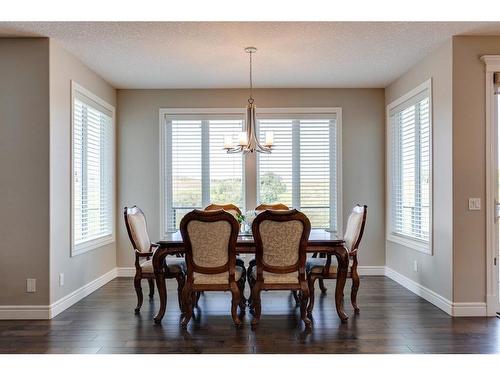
204, 203, 245, 304
248, 203, 291, 304
124, 206, 186, 313
179, 209, 246, 328
248, 209, 312, 329
306, 204, 367, 315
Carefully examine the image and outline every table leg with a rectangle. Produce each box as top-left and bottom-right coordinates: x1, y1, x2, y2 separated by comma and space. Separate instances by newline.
153, 248, 168, 324
334, 247, 349, 322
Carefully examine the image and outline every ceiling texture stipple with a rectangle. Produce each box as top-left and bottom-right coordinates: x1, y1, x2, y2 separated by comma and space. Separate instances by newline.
1, 22, 500, 89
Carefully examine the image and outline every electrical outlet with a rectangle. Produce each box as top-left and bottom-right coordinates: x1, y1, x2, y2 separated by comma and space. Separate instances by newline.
413, 260, 418, 272
26, 278, 36, 293
59, 273, 64, 287
468, 198, 481, 211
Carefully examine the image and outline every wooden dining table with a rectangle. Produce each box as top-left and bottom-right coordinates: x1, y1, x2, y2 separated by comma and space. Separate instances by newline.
152, 229, 349, 324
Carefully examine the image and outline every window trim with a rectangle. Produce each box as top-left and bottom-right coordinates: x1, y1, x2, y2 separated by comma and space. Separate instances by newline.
386, 79, 433, 255
70, 81, 116, 257
159, 107, 342, 238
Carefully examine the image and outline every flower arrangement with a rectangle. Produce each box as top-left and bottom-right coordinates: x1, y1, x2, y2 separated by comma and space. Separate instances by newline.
236, 210, 258, 234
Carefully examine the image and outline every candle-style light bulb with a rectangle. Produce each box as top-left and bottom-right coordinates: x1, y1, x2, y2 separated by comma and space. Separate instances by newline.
239, 132, 248, 146
265, 131, 274, 147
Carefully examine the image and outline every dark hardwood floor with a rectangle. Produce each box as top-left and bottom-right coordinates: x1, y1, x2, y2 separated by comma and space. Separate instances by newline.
1, 276, 499, 354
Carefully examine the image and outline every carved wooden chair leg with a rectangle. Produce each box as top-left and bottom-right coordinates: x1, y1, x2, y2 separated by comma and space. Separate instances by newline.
230, 284, 242, 328
134, 275, 143, 314
240, 269, 247, 305
194, 292, 201, 307
307, 275, 316, 317
250, 281, 262, 328
181, 283, 193, 329
248, 274, 255, 311
299, 281, 312, 329
318, 278, 328, 294
176, 274, 185, 312
351, 267, 360, 313
237, 276, 247, 315
148, 279, 155, 299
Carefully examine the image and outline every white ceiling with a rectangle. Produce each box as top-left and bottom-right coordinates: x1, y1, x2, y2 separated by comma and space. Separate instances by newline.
1, 22, 500, 89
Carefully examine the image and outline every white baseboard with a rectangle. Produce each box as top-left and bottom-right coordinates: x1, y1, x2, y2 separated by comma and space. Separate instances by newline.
0, 268, 117, 320
49, 268, 118, 318
384, 266, 453, 315
384, 266, 488, 317
0, 305, 51, 320
116, 267, 136, 277
452, 302, 487, 317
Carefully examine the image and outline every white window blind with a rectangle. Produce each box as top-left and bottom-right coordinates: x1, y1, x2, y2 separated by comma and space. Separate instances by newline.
164, 115, 244, 232
256, 116, 338, 231
389, 86, 431, 248
72, 85, 114, 253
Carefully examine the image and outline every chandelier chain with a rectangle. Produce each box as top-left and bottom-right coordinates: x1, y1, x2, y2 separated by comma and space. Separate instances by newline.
249, 50, 253, 103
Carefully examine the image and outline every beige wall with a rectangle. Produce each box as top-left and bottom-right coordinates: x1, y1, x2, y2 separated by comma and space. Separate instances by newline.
116, 88, 386, 268
49, 40, 117, 303
385, 41, 454, 300
0, 38, 50, 305
452, 36, 500, 303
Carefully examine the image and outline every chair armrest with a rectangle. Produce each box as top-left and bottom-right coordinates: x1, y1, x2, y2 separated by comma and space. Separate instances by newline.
135, 249, 154, 257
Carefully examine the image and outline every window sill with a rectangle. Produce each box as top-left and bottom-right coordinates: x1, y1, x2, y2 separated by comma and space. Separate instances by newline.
387, 233, 432, 255
72, 235, 115, 257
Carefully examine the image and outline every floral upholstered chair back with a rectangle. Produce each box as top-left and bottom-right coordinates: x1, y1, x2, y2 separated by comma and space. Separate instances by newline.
253, 209, 311, 271
124, 206, 152, 253
343, 205, 367, 253
180, 209, 240, 280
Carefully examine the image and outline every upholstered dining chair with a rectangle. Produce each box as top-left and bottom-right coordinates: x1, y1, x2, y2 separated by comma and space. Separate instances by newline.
248, 209, 312, 329
124, 206, 186, 313
203, 203, 245, 305
306, 204, 367, 315
248, 203, 291, 304
179, 209, 246, 328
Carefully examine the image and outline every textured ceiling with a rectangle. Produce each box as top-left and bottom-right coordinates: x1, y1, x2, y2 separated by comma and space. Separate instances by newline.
1, 22, 500, 89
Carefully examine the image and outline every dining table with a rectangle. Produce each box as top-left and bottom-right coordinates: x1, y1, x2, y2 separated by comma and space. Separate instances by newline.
152, 228, 349, 324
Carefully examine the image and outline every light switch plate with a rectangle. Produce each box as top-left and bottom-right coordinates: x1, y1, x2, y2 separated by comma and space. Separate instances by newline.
27, 278, 36, 293
468, 198, 481, 211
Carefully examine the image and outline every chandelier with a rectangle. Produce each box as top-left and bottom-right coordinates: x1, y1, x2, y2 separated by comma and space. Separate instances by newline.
223, 47, 273, 154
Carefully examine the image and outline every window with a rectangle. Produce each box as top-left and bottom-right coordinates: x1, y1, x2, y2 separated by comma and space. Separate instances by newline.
162, 110, 245, 232
387, 79, 432, 253
71, 82, 115, 255
256, 110, 340, 231
160, 108, 341, 236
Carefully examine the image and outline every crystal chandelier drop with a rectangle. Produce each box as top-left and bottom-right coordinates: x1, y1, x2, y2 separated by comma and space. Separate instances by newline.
224, 47, 273, 154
